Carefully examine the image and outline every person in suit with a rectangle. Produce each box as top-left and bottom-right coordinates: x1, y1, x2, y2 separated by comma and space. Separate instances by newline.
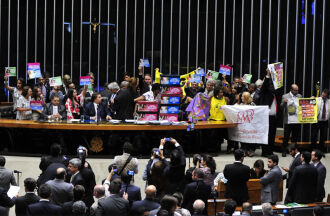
90, 185, 106, 216
72, 200, 87, 216
182, 168, 212, 214
83, 92, 111, 121
42, 95, 67, 120
312, 149, 327, 202
39, 143, 66, 173
112, 88, 135, 120
280, 84, 302, 157
192, 199, 206, 216
131, 185, 160, 215
15, 178, 40, 216
241, 202, 253, 216
255, 68, 278, 157
27, 184, 62, 216
285, 151, 318, 204
96, 178, 130, 216
120, 172, 141, 204
216, 200, 237, 216
282, 144, 301, 189
0, 186, 16, 216
260, 155, 282, 204
107, 82, 120, 116
67, 158, 85, 186
0, 156, 17, 191
37, 163, 66, 187
61, 185, 85, 216
223, 149, 251, 206
311, 89, 330, 152
138, 66, 153, 94
46, 168, 73, 205
261, 203, 274, 216
148, 195, 178, 216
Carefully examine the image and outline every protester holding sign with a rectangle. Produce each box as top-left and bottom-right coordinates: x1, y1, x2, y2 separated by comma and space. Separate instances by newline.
16, 86, 33, 120
280, 84, 302, 157
311, 89, 330, 152
31, 87, 45, 120
4, 75, 25, 111
65, 89, 83, 120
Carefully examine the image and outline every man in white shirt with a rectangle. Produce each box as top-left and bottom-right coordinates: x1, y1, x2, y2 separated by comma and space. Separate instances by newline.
280, 84, 302, 157
311, 89, 329, 152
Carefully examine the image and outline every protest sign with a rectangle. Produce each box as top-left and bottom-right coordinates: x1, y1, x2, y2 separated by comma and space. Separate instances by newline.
139, 58, 150, 67
222, 105, 269, 144
80, 76, 91, 86
268, 62, 283, 89
298, 98, 317, 123
5, 67, 17, 77
30, 101, 43, 111
49, 76, 63, 87
27, 63, 42, 79
219, 65, 231, 76
242, 74, 252, 84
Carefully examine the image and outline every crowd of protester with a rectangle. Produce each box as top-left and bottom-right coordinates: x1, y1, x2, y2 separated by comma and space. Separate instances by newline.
0, 138, 328, 216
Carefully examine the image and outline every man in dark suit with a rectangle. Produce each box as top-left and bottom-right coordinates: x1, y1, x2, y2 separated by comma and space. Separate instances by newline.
223, 149, 250, 206
46, 168, 73, 205
37, 163, 66, 187
256, 68, 278, 156
112, 88, 135, 120
96, 178, 130, 216
84, 93, 111, 121
131, 185, 160, 214
282, 144, 301, 189
182, 168, 212, 214
15, 178, 40, 216
62, 185, 85, 216
120, 172, 141, 204
285, 151, 318, 204
260, 155, 282, 204
312, 149, 327, 202
39, 143, 66, 173
42, 95, 67, 120
0, 186, 16, 216
27, 184, 62, 216
107, 82, 120, 115
138, 66, 153, 94
67, 158, 85, 186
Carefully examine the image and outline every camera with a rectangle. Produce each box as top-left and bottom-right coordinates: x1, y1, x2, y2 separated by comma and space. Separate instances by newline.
127, 170, 134, 176
77, 146, 85, 159
196, 156, 202, 163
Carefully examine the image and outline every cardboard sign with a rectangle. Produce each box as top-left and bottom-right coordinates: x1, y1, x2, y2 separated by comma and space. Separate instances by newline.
80, 76, 91, 86
219, 65, 231, 76
27, 63, 42, 79
161, 96, 180, 104
139, 58, 150, 67
190, 74, 201, 83
49, 76, 63, 87
242, 74, 252, 84
207, 70, 220, 80
195, 68, 205, 76
268, 62, 284, 89
160, 106, 179, 114
160, 76, 181, 85
5, 67, 17, 77
298, 98, 318, 123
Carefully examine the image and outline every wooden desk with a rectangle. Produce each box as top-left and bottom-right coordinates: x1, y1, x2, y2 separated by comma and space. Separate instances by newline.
0, 119, 237, 131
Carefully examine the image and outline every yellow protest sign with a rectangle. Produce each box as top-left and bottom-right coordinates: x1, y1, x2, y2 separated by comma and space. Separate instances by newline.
298, 98, 317, 123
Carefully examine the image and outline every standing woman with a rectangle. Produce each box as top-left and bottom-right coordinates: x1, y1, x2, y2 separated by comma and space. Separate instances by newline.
65, 88, 82, 120
31, 87, 46, 120
16, 86, 33, 120
4, 76, 25, 111
209, 86, 229, 121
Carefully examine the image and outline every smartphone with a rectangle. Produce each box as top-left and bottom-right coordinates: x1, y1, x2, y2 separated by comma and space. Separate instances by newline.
128, 170, 134, 176
113, 165, 117, 173
165, 138, 171, 142
155, 150, 160, 156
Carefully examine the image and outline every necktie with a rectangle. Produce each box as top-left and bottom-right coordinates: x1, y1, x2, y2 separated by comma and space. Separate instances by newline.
322, 99, 326, 120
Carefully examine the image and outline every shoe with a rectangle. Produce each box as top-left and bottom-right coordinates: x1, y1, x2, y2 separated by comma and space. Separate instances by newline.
282, 152, 287, 157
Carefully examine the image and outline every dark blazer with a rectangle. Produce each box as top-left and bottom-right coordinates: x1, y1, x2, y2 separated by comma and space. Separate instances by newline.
285, 163, 318, 204
138, 74, 152, 95
0, 187, 15, 208
285, 153, 302, 188
70, 172, 85, 186
113, 89, 135, 120
42, 103, 67, 120
223, 162, 251, 205
79, 167, 96, 208
182, 180, 212, 214
15, 193, 40, 216
39, 156, 65, 173
37, 163, 67, 187
315, 162, 327, 201
184, 87, 203, 99
256, 76, 277, 110
83, 102, 110, 120
131, 198, 160, 214
96, 194, 130, 216
61, 200, 74, 216
120, 184, 142, 204
27, 200, 62, 216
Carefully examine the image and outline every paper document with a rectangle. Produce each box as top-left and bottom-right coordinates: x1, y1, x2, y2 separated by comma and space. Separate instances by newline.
7, 186, 20, 198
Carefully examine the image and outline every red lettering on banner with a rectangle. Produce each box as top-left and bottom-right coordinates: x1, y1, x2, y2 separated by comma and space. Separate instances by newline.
237, 109, 255, 123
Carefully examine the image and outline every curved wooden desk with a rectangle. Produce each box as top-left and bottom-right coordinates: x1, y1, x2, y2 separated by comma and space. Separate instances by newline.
0, 119, 237, 131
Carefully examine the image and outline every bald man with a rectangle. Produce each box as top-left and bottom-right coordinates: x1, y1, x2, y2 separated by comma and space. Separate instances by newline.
90, 185, 106, 216
280, 84, 302, 157
131, 185, 160, 214
193, 199, 205, 215
45, 167, 73, 205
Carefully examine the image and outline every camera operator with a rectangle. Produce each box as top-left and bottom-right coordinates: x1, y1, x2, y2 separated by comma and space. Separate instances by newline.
120, 171, 142, 206
142, 148, 162, 186
159, 137, 186, 194
185, 154, 202, 185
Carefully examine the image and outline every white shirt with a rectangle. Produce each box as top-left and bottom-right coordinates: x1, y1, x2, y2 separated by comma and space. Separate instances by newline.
94, 103, 99, 117
52, 106, 59, 115
313, 162, 319, 167
16, 96, 32, 120
269, 97, 277, 116
318, 98, 329, 121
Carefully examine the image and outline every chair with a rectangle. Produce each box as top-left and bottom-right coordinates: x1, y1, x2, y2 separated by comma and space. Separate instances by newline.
290, 207, 314, 216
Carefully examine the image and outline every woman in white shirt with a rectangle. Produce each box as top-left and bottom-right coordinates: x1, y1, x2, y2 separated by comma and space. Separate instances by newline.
16, 86, 33, 120
4, 76, 25, 111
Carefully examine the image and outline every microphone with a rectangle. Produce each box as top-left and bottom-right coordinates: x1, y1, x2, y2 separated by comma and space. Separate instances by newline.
14, 170, 22, 173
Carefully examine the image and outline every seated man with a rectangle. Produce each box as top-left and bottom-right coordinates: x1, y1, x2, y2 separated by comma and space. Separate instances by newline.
84, 93, 111, 121
42, 95, 67, 120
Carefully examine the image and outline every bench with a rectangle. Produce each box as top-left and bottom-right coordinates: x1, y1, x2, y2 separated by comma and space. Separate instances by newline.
274, 136, 330, 150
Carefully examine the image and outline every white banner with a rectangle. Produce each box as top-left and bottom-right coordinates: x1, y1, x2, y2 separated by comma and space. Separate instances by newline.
222, 105, 270, 144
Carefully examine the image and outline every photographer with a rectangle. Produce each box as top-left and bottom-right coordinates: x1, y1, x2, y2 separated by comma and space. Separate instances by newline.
142, 148, 162, 185
159, 138, 186, 194
120, 172, 141, 206
185, 154, 202, 185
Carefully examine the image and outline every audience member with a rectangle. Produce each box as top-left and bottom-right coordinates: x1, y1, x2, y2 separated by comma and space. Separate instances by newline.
83, 92, 111, 121
15, 178, 40, 216
37, 162, 67, 187
192, 199, 206, 216
149, 195, 178, 216
27, 184, 62, 216
285, 151, 318, 204
182, 168, 212, 214
42, 95, 67, 120
65, 88, 83, 120
312, 89, 329, 152
131, 185, 160, 215
241, 202, 252, 216
260, 155, 282, 204
39, 143, 66, 173
253, 79, 263, 102
31, 86, 45, 120
261, 203, 273, 216
61, 74, 72, 95
16, 86, 33, 120
138, 66, 153, 94
90, 185, 106, 216
149, 160, 167, 201
198, 154, 216, 188
185, 154, 201, 185
312, 149, 327, 202
67, 158, 85, 185
49, 85, 64, 103
209, 86, 228, 121
185, 81, 203, 100
0, 156, 17, 191
223, 149, 250, 206
250, 159, 267, 179
143, 148, 162, 185
4, 75, 24, 111
120, 172, 142, 204
248, 83, 257, 98
281, 84, 302, 157
114, 142, 139, 175
46, 167, 73, 205
222, 200, 237, 216
72, 200, 87, 216
173, 192, 191, 216
62, 185, 85, 216
282, 144, 301, 189
204, 79, 215, 97
96, 178, 129, 216
134, 83, 161, 102
0, 186, 16, 216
